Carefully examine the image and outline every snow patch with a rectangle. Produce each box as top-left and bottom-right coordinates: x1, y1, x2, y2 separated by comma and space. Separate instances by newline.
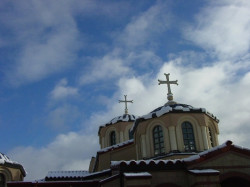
46, 170, 89, 178
189, 169, 219, 174
98, 139, 134, 153
124, 172, 151, 177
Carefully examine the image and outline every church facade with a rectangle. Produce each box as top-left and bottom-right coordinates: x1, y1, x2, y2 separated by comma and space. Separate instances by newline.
8, 74, 250, 187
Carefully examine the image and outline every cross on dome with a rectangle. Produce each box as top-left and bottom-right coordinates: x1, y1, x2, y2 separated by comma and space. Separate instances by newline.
158, 73, 178, 102
119, 95, 133, 114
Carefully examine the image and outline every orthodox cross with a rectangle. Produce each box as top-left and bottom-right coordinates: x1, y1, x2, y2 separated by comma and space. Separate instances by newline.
119, 95, 133, 114
158, 73, 178, 101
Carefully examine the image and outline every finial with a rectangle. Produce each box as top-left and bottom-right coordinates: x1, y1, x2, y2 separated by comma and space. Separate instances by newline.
158, 73, 178, 103
119, 95, 133, 114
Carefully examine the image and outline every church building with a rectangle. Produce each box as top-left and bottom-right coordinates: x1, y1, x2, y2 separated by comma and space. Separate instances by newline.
89, 73, 220, 173
0, 152, 26, 187
8, 73, 250, 187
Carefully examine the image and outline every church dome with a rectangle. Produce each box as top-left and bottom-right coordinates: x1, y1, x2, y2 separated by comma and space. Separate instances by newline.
101, 95, 137, 127
147, 102, 218, 120
104, 114, 137, 126
130, 102, 219, 134
0, 152, 13, 164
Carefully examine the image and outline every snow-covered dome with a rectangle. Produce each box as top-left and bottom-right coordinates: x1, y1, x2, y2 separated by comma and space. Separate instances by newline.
104, 114, 138, 126
0, 152, 15, 164
131, 102, 219, 134
147, 102, 218, 120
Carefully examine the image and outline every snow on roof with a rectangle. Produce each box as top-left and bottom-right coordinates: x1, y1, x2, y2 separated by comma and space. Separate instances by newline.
82, 169, 111, 178
0, 152, 14, 164
101, 114, 138, 127
46, 171, 89, 178
188, 169, 220, 174
183, 141, 230, 162
123, 172, 152, 177
130, 103, 219, 134
98, 139, 134, 154
111, 140, 250, 169
48, 169, 112, 181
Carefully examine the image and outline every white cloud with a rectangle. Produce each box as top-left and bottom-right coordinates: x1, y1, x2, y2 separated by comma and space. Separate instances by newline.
184, 0, 250, 60
118, 1, 170, 49
8, 25, 79, 86
127, 51, 163, 71
79, 50, 131, 85
46, 104, 80, 131
9, 132, 98, 181
78, 1, 171, 86
0, 0, 135, 86
0, 0, 80, 86
50, 78, 78, 100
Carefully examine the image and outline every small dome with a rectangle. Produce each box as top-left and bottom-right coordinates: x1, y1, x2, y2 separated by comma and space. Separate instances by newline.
0, 152, 14, 164
105, 114, 138, 126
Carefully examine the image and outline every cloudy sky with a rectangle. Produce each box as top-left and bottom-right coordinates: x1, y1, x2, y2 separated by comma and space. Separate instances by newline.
0, 0, 250, 181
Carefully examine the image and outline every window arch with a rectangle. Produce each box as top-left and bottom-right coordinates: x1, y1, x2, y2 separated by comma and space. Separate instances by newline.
182, 122, 196, 152
0, 174, 5, 187
153, 125, 165, 155
110, 131, 116, 146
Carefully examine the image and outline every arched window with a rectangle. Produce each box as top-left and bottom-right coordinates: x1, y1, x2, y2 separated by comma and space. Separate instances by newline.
182, 122, 196, 152
208, 127, 214, 147
153, 125, 165, 155
110, 131, 116, 146
0, 174, 5, 187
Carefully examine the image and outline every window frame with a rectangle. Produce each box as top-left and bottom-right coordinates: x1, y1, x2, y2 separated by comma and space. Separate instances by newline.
182, 121, 196, 152
153, 125, 165, 155
110, 131, 116, 146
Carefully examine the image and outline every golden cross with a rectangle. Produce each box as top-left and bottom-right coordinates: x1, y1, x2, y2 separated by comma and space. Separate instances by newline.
158, 73, 178, 101
119, 95, 133, 114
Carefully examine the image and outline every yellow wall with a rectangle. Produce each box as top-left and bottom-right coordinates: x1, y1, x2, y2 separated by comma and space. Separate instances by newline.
96, 143, 136, 172
134, 113, 219, 159
99, 121, 134, 148
0, 165, 24, 187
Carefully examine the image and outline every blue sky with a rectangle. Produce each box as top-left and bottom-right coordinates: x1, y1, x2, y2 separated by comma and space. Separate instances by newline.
0, 0, 250, 180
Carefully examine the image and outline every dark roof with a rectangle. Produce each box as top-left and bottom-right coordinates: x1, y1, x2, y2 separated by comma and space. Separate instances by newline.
45, 170, 89, 181
8, 181, 100, 187
130, 103, 219, 134
111, 159, 186, 172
